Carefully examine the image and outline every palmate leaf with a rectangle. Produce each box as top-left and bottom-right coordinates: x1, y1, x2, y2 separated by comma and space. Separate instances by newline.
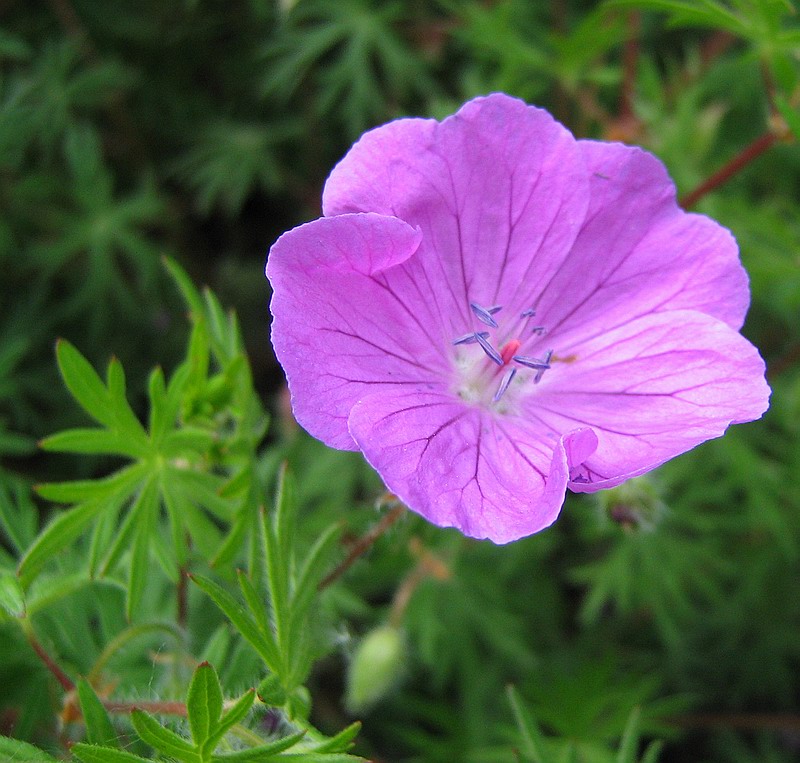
23, 260, 267, 616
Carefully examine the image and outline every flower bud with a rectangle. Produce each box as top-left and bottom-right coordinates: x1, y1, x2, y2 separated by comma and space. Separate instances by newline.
345, 625, 405, 713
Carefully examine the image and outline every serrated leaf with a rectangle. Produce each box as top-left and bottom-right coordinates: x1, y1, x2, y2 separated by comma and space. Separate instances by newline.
0, 568, 25, 617
0, 735, 59, 762
209, 730, 305, 762
77, 679, 118, 747
191, 574, 280, 670
131, 708, 198, 761
72, 743, 152, 763
188, 662, 223, 746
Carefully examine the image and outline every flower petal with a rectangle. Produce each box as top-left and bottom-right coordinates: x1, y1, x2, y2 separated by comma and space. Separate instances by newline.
347, 389, 592, 543
322, 93, 590, 329
267, 213, 453, 450
534, 141, 750, 354
530, 310, 770, 491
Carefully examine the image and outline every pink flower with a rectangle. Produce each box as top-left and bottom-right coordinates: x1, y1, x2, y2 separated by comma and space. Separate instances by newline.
266, 94, 770, 543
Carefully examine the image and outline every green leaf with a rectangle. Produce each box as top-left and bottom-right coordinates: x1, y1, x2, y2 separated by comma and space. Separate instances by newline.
0, 735, 59, 762
17, 500, 107, 586
164, 256, 204, 317
55, 339, 116, 428
40, 428, 148, 458
125, 479, 159, 620
0, 568, 25, 617
209, 730, 305, 762
640, 740, 664, 763
307, 722, 361, 753
203, 689, 255, 756
77, 679, 118, 747
72, 743, 152, 763
617, 706, 641, 763
506, 685, 548, 763
191, 574, 280, 670
131, 708, 198, 761
187, 661, 223, 746
775, 94, 800, 141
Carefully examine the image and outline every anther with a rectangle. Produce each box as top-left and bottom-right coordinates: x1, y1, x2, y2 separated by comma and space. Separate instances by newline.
530, 326, 547, 335
452, 331, 490, 346
512, 354, 551, 370
521, 308, 536, 318
534, 350, 554, 383
475, 332, 503, 365
493, 368, 517, 402
470, 302, 500, 328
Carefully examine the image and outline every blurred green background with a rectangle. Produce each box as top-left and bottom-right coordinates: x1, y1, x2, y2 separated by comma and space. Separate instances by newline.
1, 1, 799, 762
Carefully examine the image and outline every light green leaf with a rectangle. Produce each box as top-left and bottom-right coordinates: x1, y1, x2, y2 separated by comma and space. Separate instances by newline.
187, 662, 223, 746
209, 730, 305, 762
55, 340, 115, 429
0, 735, 59, 762
203, 689, 255, 756
191, 574, 280, 671
72, 743, 152, 763
17, 500, 107, 586
131, 708, 198, 761
0, 568, 25, 617
77, 679, 118, 747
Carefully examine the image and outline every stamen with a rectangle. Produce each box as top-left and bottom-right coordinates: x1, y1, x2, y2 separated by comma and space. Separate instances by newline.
534, 350, 554, 383
521, 308, 536, 318
470, 302, 499, 328
452, 331, 490, 346
475, 332, 503, 365
512, 354, 551, 370
487, 305, 502, 315
493, 368, 517, 402
530, 326, 547, 335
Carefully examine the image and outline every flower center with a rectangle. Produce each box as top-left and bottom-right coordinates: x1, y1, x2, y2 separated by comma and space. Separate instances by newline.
452, 302, 554, 409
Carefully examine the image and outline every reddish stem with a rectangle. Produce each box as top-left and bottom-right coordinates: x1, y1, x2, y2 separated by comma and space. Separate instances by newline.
679, 131, 779, 209
318, 501, 405, 591
619, 11, 641, 123
28, 634, 75, 693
